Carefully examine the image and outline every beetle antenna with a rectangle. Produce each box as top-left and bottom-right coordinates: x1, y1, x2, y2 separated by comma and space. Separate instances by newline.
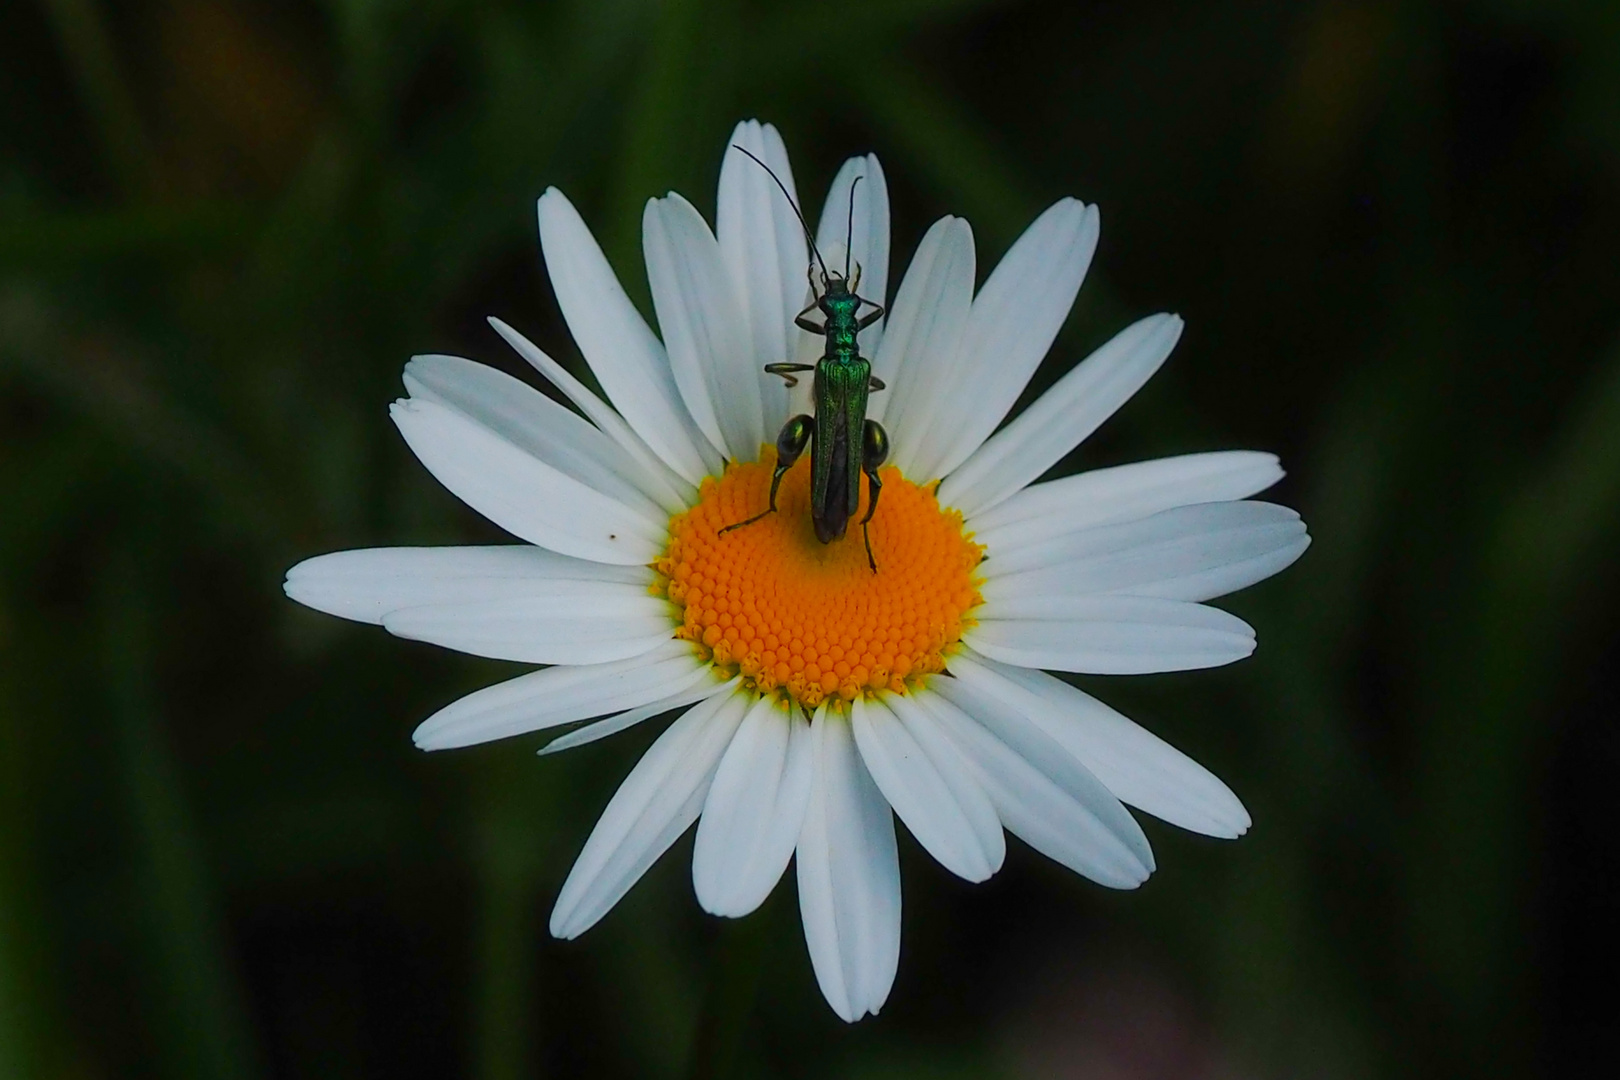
844, 174, 863, 280
732, 145, 830, 284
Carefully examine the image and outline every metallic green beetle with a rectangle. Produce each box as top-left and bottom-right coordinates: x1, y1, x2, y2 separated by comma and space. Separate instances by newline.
721, 148, 890, 571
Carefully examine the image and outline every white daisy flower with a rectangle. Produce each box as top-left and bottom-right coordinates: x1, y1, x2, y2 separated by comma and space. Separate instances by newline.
285, 120, 1309, 1022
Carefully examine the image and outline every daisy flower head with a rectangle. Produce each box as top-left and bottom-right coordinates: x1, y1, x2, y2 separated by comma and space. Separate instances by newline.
285, 120, 1309, 1022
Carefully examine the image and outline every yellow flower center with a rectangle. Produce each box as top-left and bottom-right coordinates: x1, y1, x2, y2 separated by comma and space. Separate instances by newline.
654, 449, 985, 710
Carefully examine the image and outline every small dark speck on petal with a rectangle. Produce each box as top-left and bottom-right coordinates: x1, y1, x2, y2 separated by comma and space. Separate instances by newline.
610, 534, 617, 540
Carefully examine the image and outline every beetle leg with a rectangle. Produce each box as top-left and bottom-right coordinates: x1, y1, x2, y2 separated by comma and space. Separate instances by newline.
794, 299, 824, 335
859, 419, 890, 571
867, 375, 886, 392
720, 415, 814, 535
855, 301, 885, 330
861, 475, 883, 571
764, 362, 816, 388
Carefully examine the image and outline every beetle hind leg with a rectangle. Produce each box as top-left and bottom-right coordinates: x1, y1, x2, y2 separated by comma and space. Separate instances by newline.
860, 470, 883, 572
859, 419, 889, 572
720, 414, 814, 535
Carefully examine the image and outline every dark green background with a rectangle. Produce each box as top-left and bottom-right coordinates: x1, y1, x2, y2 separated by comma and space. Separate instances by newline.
3, 1, 1617, 1077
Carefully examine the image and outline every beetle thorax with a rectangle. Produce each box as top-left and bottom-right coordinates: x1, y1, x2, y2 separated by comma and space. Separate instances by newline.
819, 288, 861, 356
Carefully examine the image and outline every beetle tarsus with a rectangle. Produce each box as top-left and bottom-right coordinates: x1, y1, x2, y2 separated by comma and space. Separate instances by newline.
719, 505, 776, 535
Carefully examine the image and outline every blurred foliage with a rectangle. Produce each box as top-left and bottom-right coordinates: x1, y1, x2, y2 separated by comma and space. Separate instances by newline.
3, 0, 1619, 1077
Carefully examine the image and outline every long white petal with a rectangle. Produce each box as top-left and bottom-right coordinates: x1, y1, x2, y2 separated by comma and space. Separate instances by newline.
920, 682, 1153, 887
979, 501, 1311, 602
817, 154, 891, 359
938, 313, 1182, 517
912, 200, 1099, 483
851, 696, 1002, 883
966, 595, 1256, 674
537, 188, 718, 484
718, 120, 808, 428
692, 696, 814, 917
391, 398, 664, 565
549, 691, 749, 938
284, 545, 648, 625
969, 451, 1285, 549
412, 641, 704, 750
403, 354, 667, 520
951, 651, 1249, 837
878, 217, 975, 449
539, 677, 738, 756
486, 318, 697, 512
644, 193, 762, 460
796, 706, 901, 1022
382, 588, 672, 666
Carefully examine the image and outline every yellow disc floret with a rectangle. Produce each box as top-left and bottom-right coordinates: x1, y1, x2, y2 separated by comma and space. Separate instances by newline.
653, 448, 985, 710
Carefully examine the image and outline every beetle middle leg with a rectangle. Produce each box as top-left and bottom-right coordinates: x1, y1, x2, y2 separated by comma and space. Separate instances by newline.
859, 418, 890, 572
720, 414, 814, 535
764, 362, 815, 387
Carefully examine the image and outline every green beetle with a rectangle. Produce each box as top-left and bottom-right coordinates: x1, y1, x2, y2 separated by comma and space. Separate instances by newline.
720, 148, 889, 571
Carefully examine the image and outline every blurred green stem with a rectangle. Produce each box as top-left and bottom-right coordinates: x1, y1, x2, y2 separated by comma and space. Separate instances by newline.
472, 805, 544, 1080
0, 621, 51, 1078
1407, 334, 1620, 1073
857, 52, 1038, 246
103, 538, 263, 1080
607, 0, 739, 295
684, 906, 773, 1080
37, 0, 158, 194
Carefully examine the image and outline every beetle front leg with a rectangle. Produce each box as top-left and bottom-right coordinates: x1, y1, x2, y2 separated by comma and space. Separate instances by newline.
794, 299, 824, 335
859, 419, 890, 571
720, 415, 815, 535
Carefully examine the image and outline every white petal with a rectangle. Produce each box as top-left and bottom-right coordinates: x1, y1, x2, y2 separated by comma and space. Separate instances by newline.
816, 154, 891, 358
486, 318, 697, 512
391, 398, 664, 565
550, 691, 749, 938
951, 651, 1249, 837
539, 677, 738, 756
382, 586, 671, 666
536, 189, 718, 484
917, 683, 1153, 888
692, 696, 814, 917
877, 217, 975, 448
403, 354, 667, 520
979, 501, 1311, 602
969, 451, 1285, 550
796, 706, 901, 1022
851, 696, 1002, 883
966, 595, 1256, 674
938, 313, 1183, 517
718, 120, 808, 428
644, 193, 763, 460
412, 641, 705, 750
284, 545, 647, 625
911, 200, 1100, 482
